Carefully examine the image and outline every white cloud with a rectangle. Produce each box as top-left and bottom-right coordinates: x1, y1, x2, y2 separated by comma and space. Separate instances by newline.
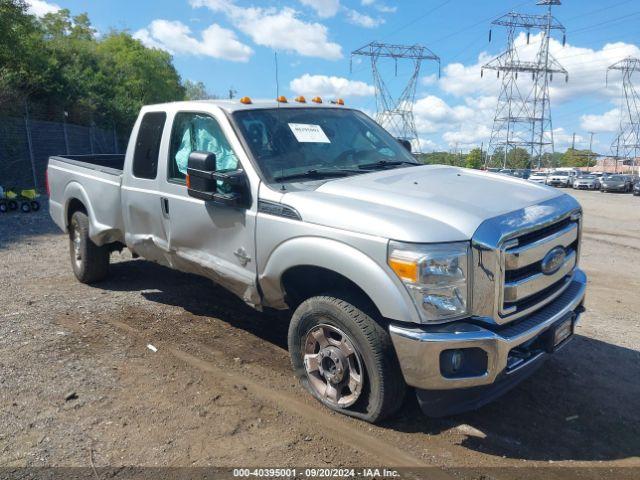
580, 108, 620, 133
360, 0, 374, 5
26, 0, 60, 16
290, 74, 375, 98
134, 20, 253, 62
299, 0, 340, 18
190, 0, 342, 60
345, 9, 384, 28
437, 33, 640, 103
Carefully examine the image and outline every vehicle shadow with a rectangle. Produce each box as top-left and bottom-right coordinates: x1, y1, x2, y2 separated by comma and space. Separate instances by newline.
100, 258, 639, 463
102, 258, 290, 350
385, 335, 640, 462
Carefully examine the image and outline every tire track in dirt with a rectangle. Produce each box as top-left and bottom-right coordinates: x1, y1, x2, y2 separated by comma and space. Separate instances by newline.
105, 319, 452, 474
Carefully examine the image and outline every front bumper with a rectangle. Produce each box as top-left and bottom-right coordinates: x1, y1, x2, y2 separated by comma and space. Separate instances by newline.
389, 269, 587, 411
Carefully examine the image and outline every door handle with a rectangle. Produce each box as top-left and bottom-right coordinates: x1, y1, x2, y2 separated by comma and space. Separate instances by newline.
161, 197, 170, 218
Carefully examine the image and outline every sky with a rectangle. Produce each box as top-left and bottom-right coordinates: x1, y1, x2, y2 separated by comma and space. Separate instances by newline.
25, 0, 640, 155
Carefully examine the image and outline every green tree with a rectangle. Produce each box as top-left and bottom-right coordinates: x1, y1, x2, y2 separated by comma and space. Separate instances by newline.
95, 32, 184, 130
561, 148, 597, 167
184, 80, 217, 100
465, 148, 483, 169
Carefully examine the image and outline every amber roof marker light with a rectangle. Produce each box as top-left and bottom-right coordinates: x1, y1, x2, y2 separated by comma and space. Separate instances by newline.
277, 96, 288, 103
294, 96, 306, 103
312, 96, 323, 104
240, 96, 252, 104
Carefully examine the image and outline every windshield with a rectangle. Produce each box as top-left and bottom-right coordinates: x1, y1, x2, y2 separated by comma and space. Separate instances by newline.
233, 108, 418, 183
578, 175, 595, 179
607, 176, 623, 181
554, 171, 569, 177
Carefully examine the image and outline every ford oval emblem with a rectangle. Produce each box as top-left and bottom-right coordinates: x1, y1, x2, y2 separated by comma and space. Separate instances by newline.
541, 246, 566, 275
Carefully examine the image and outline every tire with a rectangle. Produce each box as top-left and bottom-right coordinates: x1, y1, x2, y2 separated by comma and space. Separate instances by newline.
288, 293, 406, 423
30, 201, 40, 212
20, 202, 31, 213
0, 202, 7, 214
68, 210, 110, 283
8, 200, 17, 211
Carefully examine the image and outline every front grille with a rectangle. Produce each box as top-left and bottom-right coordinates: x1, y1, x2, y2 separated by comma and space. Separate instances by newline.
499, 215, 580, 319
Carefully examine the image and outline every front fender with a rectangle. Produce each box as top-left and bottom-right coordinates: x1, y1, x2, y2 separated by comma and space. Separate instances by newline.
259, 236, 421, 324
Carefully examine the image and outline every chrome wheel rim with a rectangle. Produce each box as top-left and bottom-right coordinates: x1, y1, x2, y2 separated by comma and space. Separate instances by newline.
303, 324, 364, 408
71, 222, 82, 269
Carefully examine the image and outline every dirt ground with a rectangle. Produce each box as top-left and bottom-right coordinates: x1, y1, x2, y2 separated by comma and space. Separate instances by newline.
0, 188, 639, 477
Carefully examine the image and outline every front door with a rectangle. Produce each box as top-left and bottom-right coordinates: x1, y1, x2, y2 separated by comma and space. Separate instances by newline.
160, 110, 259, 306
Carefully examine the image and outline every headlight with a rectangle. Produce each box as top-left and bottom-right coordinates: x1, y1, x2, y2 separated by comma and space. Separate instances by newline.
388, 241, 470, 322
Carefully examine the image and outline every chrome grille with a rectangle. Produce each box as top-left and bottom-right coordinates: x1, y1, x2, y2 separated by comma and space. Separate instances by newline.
470, 195, 583, 325
499, 216, 580, 319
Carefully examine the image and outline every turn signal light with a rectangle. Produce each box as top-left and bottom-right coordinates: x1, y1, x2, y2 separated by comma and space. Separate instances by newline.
295, 96, 306, 103
186, 174, 191, 189
335, 98, 344, 105
388, 258, 418, 283
277, 95, 288, 103
240, 96, 252, 104
312, 96, 323, 104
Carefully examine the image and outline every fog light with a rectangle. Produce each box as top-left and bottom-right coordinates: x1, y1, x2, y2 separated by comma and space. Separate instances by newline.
440, 348, 488, 379
450, 349, 463, 372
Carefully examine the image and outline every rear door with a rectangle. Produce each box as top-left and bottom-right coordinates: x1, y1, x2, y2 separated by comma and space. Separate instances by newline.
159, 109, 259, 305
121, 110, 171, 263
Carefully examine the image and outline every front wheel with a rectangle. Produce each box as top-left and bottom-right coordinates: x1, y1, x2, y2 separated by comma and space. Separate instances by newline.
69, 211, 110, 283
288, 294, 406, 423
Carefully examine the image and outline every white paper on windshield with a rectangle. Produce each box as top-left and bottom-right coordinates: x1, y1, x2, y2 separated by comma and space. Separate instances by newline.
288, 123, 331, 143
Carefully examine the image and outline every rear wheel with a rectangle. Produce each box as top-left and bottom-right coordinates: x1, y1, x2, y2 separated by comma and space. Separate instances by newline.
30, 201, 40, 211
0, 202, 7, 213
20, 202, 31, 213
69, 211, 110, 283
288, 294, 406, 423
8, 200, 17, 211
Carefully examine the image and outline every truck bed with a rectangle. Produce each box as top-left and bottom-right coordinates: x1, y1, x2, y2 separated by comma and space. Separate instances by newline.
47, 154, 126, 245
49, 154, 125, 175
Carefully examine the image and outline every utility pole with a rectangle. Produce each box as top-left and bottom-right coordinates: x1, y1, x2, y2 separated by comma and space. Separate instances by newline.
571, 132, 576, 150
483, 0, 567, 170
351, 42, 440, 154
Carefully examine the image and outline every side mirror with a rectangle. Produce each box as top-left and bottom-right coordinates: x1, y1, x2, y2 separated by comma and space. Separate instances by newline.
186, 151, 250, 208
398, 138, 412, 153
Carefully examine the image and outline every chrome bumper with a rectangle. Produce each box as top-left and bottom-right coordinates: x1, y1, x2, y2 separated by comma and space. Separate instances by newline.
389, 269, 587, 390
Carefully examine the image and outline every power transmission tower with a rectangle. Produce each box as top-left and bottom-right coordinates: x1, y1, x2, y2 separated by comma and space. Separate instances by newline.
351, 42, 440, 154
607, 57, 640, 174
482, 0, 568, 170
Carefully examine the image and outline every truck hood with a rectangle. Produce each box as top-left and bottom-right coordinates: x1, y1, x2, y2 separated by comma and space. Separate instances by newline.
281, 165, 563, 243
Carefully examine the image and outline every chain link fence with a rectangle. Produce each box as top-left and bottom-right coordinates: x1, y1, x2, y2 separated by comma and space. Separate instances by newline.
0, 112, 123, 191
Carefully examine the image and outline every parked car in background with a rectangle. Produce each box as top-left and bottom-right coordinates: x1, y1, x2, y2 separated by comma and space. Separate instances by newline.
546, 170, 573, 187
634, 181, 640, 196
601, 175, 634, 193
498, 168, 515, 176
529, 172, 548, 184
512, 169, 531, 179
573, 174, 600, 190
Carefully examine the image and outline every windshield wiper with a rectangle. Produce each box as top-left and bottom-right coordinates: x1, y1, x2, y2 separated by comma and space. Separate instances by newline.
357, 160, 419, 170
273, 168, 364, 183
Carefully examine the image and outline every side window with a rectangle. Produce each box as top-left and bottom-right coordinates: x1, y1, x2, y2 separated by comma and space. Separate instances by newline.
168, 112, 239, 183
132, 112, 166, 179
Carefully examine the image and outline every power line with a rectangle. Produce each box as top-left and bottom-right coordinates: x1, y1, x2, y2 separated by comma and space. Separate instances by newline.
351, 42, 440, 153
484, 0, 567, 170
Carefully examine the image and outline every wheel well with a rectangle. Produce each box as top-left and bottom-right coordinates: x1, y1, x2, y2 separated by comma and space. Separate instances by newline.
281, 265, 381, 316
66, 198, 87, 227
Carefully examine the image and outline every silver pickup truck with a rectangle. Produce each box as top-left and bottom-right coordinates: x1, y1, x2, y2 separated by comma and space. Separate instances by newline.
48, 99, 587, 423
